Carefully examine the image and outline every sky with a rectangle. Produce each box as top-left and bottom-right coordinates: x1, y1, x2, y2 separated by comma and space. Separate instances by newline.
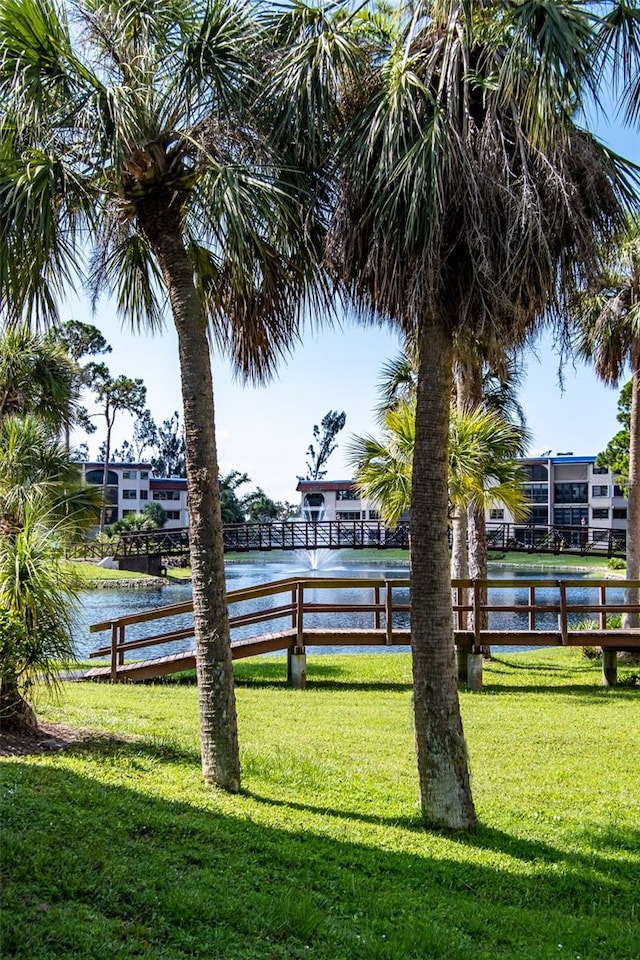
70, 112, 639, 506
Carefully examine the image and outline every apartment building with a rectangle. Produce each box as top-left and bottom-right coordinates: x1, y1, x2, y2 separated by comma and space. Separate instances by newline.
296, 455, 628, 534
488, 455, 627, 531
79, 462, 189, 528
295, 479, 384, 522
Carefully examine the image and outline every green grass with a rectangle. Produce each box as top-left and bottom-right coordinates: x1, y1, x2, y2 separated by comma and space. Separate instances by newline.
62, 560, 152, 582
2, 650, 639, 960
487, 552, 616, 575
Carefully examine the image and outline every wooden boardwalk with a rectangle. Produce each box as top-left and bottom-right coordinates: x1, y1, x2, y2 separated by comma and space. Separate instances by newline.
86, 576, 640, 687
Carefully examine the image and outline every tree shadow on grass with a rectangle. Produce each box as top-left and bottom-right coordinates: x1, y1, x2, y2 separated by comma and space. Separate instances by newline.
471, 683, 638, 699
2, 760, 637, 960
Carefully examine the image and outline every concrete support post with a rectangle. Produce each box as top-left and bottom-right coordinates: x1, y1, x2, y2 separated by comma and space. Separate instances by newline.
467, 653, 483, 691
602, 649, 617, 687
456, 648, 469, 687
288, 652, 307, 689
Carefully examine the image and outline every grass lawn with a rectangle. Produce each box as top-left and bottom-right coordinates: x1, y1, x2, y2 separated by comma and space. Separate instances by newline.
486, 552, 620, 576
62, 560, 152, 583
1, 649, 638, 960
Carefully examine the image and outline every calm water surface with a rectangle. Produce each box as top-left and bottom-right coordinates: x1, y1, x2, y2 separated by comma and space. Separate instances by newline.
75, 556, 615, 660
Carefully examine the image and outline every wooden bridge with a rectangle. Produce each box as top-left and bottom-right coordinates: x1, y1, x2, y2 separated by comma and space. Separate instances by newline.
85, 576, 640, 689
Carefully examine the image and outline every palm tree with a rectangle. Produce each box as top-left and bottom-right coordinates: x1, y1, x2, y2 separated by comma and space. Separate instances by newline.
573, 214, 640, 625
0, 327, 78, 432
348, 399, 528, 528
270, 0, 637, 828
0, 0, 324, 789
0, 414, 101, 731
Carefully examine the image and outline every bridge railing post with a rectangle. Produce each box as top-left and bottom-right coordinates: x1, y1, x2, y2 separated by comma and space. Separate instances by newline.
287, 580, 306, 688
296, 583, 305, 654
559, 581, 568, 644
385, 581, 393, 645
110, 623, 118, 683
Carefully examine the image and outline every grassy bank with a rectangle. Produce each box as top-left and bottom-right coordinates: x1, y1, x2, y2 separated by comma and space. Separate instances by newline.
2, 650, 638, 959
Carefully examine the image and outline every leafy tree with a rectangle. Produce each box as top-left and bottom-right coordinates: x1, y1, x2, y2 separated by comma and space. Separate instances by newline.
133, 409, 159, 462
269, 0, 637, 827
597, 380, 632, 484
151, 412, 187, 478
49, 321, 112, 448
142, 502, 168, 528
275, 501, 299, 521
87, 364, 146, 530
220, 471, 250, 524
242, 487, 280, 522
73, 442, 90, 463
102, 439, 135, 463
305, 410, 347, 480
0, 0, 323, 791
53, 321, 111, 364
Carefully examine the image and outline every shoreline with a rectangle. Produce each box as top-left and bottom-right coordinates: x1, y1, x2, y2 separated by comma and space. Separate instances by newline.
80, 555, 621, 590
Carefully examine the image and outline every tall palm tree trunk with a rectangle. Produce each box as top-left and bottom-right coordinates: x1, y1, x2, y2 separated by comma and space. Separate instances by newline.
625, 365, 640, 628
455, 357, 490, 654
411, 316, 476, 829
145, 214, 240, 792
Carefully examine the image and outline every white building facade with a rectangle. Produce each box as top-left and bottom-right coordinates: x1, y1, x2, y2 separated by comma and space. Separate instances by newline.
296, 455, 628, 535
80, 462, 189, 529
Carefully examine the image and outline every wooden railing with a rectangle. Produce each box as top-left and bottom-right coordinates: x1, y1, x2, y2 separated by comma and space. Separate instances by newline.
89, 576, 640, 686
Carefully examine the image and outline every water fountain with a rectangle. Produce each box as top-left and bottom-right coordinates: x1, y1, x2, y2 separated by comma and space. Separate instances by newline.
294, 546, 335, 571
294, 495, 340, 572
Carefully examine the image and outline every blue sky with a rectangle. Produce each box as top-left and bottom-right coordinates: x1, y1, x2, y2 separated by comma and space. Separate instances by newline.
72, 112, 639, 505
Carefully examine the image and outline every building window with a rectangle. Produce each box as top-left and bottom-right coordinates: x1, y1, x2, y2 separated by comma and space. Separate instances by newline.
140, 471, 149, 479
524, 463, 548, 481
613, 508, 627, 520
368, 510, 380, 520
592, 465, 608, 475
489, 509, 504, 520
122, 489, 137, 500
554, 507, 588, 526
122, 470, 137, 479
85, 468, 118, 486
139, 490, 148, 500
523, 483, 548, 503
122, 509, 136, 517
613, 484, 626, 497
591, 485, 609, 497
153, 490, 181, 501
165, 510, 181, 520
336, 511, 361, 520
336, 489, 358, 501
528, 506, 548, 524
592, 508, 609, 520
554, 482, 588, 504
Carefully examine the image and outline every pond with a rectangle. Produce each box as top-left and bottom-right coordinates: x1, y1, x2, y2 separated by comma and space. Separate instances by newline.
74, 555, 616, 661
